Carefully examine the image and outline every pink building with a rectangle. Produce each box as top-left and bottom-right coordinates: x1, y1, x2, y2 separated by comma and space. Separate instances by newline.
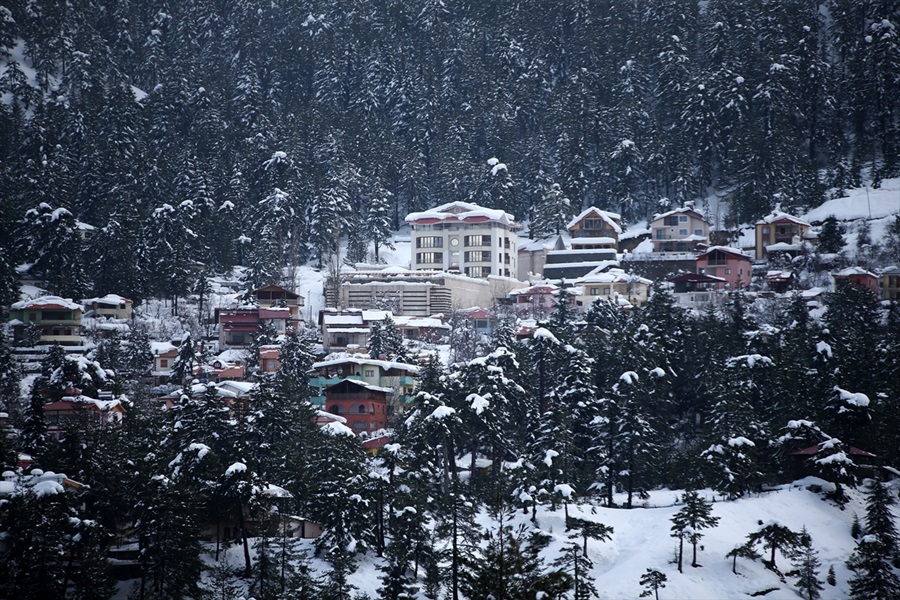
696, 247, 752, 290
832, 267, 879, 296
508, 284, 559, 319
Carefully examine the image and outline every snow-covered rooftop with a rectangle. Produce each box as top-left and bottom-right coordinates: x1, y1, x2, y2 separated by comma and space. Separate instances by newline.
566, 206, 623, 234
754, 211, 811, 227
699, 246, 752, 259
313, 356, 420, 374
405, 200, 517, 226
575, 267, 652, 286
11, 295, 82, 311
83, 293, 132, 306
651, 206, 708, 222
834, 266, 877, 278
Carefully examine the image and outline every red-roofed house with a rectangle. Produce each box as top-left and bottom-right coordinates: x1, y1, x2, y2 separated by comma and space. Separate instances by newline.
259, 346, 281, 373
216, 307, 293, 349
696, 247, 752, 289
8, 296, 84, 346
44, 395, 125, 439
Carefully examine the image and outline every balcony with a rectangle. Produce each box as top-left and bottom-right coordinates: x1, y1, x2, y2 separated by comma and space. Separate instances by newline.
399, 375, 416, 386
41, 334, 84, 345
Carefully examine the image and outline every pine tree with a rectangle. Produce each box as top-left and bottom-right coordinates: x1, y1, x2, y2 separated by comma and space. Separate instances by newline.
531, 183, 573, 238
0, 244, 20, 310
169, 333, 199, 386
366, 182, 395, 263
746, 521, 801, 572
0, 476, 80, 599
368, 315, 405, 361
817, 216, 846, 254
18, 203, 88, 299
552, 541, 596, 600
790, 527, 824, 600
670, 491, 720, 572
639, 568, 668, 600
20, 382, 48, 457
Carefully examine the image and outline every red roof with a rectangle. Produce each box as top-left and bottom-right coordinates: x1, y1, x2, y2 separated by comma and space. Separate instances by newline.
363, 435, 393, 450
218, 312, 259, 324
787, 444, 877, 458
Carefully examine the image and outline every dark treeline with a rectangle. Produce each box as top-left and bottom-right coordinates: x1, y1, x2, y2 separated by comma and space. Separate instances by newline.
1, 0, 899, 304
1, 284, 899, 598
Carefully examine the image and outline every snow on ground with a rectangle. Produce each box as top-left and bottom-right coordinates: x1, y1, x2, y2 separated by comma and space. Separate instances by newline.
107, 478, 882, 599
805, 177, 900, 223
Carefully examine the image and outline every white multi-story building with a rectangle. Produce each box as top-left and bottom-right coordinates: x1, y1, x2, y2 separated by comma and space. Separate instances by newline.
406, 201, 520, 279
649, 207, 710, 253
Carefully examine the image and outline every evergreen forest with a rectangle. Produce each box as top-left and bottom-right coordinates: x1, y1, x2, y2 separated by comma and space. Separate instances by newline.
1, 0, 899, 303
2, 284, 900, 598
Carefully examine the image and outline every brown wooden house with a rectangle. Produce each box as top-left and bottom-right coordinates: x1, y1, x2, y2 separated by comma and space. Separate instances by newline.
324, 379, 391, 435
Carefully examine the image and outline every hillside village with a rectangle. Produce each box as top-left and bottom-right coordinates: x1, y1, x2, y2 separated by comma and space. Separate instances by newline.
1, 178, 900, 598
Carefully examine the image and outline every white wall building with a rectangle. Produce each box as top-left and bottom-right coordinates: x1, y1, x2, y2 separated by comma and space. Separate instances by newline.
406, 201, 520, 279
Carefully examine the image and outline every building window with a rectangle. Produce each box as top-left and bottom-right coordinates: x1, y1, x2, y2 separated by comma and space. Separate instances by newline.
590, 287, 599, 296
583, 218, 604, 230
679, 229, 688, 236
464, 235, 490, 247
416, 236, 443, 248
364, 369, 375, 377
664, 216, 679, 226
160, 359, 168, 368
356, 404, 367, 414
465, 251, 491, 262
725, 268, 732, 275
694, 228, 704, 236
679, 215, 688, 222
416, 251, 443, 264
655, 229, 666, 239
762, 226, 770, 234
465, 266, 491, 278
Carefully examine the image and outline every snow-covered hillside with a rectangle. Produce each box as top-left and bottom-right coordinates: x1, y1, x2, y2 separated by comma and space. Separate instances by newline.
182, 478, 883, 600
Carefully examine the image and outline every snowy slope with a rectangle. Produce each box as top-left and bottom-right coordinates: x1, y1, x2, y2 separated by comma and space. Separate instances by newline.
109, 478, 874, 599
329, 478, 869, 598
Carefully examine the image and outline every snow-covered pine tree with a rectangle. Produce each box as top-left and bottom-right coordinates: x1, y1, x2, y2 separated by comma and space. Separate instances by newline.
0, 474, 82, 598
169, 333, 199, 386
817, 216, 846, 254
18, 203, 88, 299
530, 182, 573, 239
247, 319, 278, 375
366, 180, 395, 263
20, 381, 48, 457
0, 245, 20, 310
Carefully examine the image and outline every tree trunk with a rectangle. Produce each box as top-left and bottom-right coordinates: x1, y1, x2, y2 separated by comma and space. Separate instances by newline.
238, 505, 252, 578
677, 536, 683, 573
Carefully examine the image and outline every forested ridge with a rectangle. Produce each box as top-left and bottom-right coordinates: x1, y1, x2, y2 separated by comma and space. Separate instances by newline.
1, 0, 899, 304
